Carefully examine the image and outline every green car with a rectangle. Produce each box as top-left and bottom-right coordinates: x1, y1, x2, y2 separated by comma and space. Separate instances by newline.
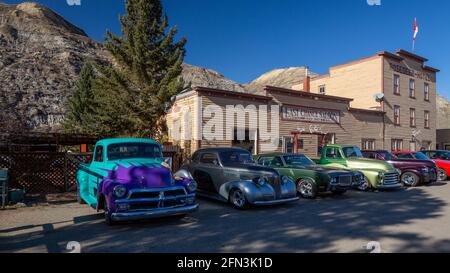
314, 145, 402, 191
255, 153, 364, 199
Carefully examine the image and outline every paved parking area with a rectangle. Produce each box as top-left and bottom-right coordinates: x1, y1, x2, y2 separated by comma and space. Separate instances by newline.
1, 182, 450, 253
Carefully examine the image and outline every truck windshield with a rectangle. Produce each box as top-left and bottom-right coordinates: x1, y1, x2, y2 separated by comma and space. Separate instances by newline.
342, 147, 364, 158
283, 154, 315, 166
107, 143, 163, 160
414, 152, 430, 160
219, 151, 254, 165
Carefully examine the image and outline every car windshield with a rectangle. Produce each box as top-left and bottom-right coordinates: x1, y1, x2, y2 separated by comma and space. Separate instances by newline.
283, 154, 315, 166
219, 151, 254, 165
107, 143, 163, 160
438, 151, 450, 160
342, 147, 364, 158
379, 151, 397, 160
414, 152, 430, 160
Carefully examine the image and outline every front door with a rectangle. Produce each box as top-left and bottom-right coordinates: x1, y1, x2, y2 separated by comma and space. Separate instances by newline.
192, 152, 222, 193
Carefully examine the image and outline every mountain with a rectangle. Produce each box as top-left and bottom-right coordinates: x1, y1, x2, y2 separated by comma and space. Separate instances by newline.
437, 95, 450, 129
245, 67, 318, 94
0, 2, 108, 132
182, 64, 245, 92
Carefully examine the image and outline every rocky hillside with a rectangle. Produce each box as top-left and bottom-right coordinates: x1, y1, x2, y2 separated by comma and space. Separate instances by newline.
0, 2, 109, 132
245, 67, 318, 94
182, 64, 245, 92
437, 95, 450, 129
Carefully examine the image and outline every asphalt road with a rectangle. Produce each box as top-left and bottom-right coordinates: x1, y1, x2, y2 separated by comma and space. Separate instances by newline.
1, 182, 450, 253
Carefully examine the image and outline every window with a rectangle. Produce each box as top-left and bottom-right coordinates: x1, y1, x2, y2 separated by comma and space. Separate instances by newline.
409, 79, 415, 98
363, 152, 377, 159
393, 74, 400, 95
362, 139, 376, 150
410, 108, 416, 127
319, 85, 326, 95
258, 156, 283, 167
396, 153, 414, 159
394, 105, 401, 126
325, 147, 342, 159
424, 83, 430, 101
424, 111, 430, 129
232, 128, 254, 153
94, 145, 104, 162
391, 139, 403, 151
107, 143, 162, 160
200, 153, 219, 165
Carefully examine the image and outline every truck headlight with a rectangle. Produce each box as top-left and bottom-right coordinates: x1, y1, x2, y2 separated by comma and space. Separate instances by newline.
113, 185, 127, 198
257, 177, 268, 186
395, 168, 402, 175
281, 176, 292, 185
330, 177, 337, 184
187, 181, 197, 192
378, 172, 385, 180
420, 167, 429, 173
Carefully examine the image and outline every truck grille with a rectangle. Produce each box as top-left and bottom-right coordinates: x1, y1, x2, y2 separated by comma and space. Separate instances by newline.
129, 189, 186, 199
337, 175, 352, 186
383, 173, 399, 185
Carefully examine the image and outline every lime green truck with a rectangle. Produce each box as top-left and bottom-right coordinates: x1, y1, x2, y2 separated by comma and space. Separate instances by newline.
314, 145, 402, 191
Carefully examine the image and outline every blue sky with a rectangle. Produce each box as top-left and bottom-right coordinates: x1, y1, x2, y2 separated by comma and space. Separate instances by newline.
2, 0, 450, 98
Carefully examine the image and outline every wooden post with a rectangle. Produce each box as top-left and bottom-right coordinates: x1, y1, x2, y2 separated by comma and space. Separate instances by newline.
64, 153, 68, 192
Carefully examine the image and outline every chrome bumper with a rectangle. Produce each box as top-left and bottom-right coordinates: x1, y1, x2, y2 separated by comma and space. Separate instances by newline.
111, 204, 199, 221
253, 197, 299, 206
376, 183, 403, 190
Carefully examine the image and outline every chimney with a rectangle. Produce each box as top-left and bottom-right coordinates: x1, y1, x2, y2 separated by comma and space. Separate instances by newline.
303, 67, 311, 92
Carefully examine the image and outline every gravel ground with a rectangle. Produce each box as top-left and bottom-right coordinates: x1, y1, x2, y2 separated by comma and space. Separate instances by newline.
1, 182, 450, 253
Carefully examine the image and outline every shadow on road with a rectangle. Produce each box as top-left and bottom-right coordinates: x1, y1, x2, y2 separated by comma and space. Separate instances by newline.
0, 187, 448, 253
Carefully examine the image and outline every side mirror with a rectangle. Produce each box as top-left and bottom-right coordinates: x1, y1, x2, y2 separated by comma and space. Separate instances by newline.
212, 160, 219, 166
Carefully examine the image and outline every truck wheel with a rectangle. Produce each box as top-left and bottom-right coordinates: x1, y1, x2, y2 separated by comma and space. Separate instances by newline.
401, 172, 420, 187
76, 184, 85, 204
297, 178, 318, 199
104, 199, 115, 226
438, 169, 448, 181
358, 176, 371, 191
229, 189, 250, 210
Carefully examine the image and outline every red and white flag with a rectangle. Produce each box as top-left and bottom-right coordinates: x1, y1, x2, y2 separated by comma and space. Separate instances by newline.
413, 18, 419, 50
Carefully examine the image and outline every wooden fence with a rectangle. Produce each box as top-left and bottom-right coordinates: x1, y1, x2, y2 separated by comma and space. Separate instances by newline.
0, 146, 184, 194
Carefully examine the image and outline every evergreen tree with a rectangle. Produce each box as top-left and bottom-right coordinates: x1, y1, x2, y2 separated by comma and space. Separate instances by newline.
93, 0, 186, 138
63, 62, 96, 134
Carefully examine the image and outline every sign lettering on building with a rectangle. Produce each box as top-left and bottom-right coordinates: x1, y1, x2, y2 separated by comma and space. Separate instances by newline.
389, 63, 435, 82
282, 106, 340, 124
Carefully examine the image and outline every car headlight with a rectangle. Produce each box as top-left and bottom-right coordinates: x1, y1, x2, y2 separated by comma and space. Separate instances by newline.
257, 176, 268, 186
113, 185, 127, 198
395, 168, 402, 175
330, 177, 337, 184
187, 181, 198, 192
420, 167, 429, 173
281, 176, 292, 185
378, 172, 385, 180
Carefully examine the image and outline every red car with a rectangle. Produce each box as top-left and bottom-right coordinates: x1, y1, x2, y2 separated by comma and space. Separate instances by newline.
393, 151, 449, 181
422, 150, 450, 181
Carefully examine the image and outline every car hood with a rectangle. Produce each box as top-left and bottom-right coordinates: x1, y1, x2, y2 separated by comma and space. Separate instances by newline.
101, 158, 176, 188
387, 159, 436, 168
286, 164, 353, 175
223, 163, 279, 177
347, 157, 395, 172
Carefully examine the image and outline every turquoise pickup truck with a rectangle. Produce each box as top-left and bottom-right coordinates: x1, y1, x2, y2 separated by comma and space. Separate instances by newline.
76, 138, 198, 225
314, 145, 402, 191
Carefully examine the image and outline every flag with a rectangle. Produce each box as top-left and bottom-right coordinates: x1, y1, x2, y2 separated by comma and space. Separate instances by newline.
413, 18, 419, 51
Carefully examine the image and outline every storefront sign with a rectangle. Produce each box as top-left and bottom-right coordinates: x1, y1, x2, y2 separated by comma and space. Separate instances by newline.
282, 106, 340, 124
389, 63, 435, 82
